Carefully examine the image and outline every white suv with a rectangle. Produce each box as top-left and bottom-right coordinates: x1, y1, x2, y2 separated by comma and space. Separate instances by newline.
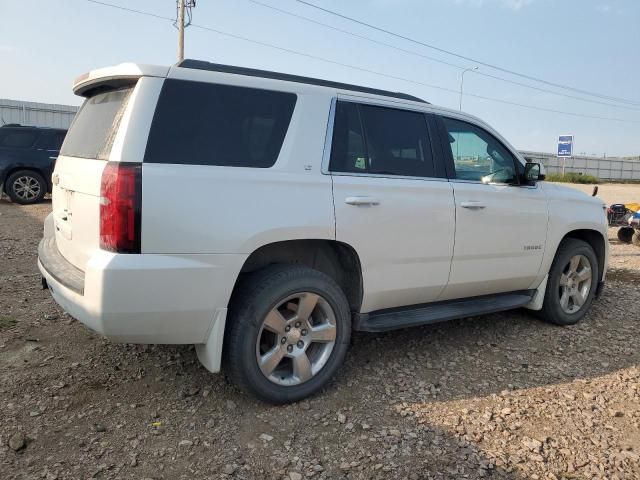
39, 60, 608, 403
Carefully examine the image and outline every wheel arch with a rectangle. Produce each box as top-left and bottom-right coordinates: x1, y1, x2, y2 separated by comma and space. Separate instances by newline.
3, 166, 51, 192
197, 239, 363, 374
559, 229, 607, 280
233, 239, 364, 314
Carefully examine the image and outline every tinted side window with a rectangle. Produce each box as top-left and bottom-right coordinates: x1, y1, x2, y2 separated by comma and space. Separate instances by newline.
34, 133, 52, 150
36, 132, 65, 151
329, 102, 434, 178
145, 80, 297, 168
0, 131, 38, 148
441, 117, 518, 184
328, 102, 366, 172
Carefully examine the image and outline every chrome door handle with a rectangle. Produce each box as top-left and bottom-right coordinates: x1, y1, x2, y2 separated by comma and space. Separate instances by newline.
345, 196, 380, 206
460, 201, 486, 209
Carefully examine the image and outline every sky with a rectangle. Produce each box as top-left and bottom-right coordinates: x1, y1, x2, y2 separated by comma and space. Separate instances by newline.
1, 0, 639, 156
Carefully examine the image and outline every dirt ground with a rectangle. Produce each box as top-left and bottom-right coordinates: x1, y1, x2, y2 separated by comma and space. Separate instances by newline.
1, 186, 639, 480
557, 182, 639, 205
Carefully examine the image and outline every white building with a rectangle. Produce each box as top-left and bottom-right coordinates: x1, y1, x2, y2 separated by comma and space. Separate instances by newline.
0, 98, 79, 129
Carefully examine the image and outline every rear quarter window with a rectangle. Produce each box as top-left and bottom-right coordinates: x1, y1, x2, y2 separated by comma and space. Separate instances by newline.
61, 86, 134, 160
144, 79, 297, 168
35, 132, 66, 151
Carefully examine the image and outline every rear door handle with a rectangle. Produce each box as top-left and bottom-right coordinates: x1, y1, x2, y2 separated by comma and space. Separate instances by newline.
460, 201, 486, 209
345, 196, 380, 206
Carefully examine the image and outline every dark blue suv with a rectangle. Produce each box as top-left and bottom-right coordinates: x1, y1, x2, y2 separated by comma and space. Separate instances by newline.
0, 124, 66, 204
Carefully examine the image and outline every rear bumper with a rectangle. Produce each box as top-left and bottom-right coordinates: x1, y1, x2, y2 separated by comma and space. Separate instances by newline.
38, 225, 246, 346
38, 235, 85, 294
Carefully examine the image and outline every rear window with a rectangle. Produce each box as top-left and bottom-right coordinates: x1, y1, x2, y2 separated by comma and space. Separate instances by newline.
0, 130, 38, 148
61, 86, 134, 160
144, 79, 297, 168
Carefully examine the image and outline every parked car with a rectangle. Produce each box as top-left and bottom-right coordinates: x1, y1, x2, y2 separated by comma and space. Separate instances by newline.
38, 61, 609, 403
0, 124, 67, 204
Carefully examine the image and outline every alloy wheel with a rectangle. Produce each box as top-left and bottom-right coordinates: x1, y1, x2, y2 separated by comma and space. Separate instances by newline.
12, 175, 41, 201
558, 254, 592, 314
255, 292, 337, 386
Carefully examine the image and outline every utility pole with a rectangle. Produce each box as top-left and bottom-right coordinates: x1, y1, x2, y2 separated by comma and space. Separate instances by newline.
177, 0, 185, 62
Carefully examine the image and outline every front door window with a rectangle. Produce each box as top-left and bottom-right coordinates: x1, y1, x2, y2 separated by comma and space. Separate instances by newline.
442, 117, 518, 184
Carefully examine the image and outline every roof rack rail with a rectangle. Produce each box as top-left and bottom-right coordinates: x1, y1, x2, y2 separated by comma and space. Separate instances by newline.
177, 59, 428, 104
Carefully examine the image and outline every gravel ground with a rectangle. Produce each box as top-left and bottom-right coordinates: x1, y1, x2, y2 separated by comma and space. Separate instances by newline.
1, 194, 639, 480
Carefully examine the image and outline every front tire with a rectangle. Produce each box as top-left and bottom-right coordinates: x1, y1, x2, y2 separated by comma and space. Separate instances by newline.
540, 239, 599, 326
223, 265, 351, 404
6, 170, 46, 205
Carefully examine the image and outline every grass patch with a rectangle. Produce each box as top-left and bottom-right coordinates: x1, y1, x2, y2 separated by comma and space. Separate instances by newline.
546, 172, 600, 184
0, 317, 18, 330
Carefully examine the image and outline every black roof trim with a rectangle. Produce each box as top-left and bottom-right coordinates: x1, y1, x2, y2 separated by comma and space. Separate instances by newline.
0, 124, 66, 132
177, 60, 428, 104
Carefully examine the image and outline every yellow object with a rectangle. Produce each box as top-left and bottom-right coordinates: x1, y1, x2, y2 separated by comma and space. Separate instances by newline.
625, 203, 640, 213
151, 422, 162, 427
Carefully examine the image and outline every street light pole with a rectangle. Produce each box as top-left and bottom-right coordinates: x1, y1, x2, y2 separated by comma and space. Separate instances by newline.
459, 66, 478, 111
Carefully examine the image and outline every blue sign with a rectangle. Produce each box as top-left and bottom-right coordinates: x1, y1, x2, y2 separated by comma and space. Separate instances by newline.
557, 135, 573, 157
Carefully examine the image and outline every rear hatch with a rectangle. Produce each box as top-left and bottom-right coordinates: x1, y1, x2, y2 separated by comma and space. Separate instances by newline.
52, 84, 136, 271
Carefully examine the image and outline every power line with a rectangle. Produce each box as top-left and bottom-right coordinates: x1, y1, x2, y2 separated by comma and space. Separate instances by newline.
85, 0, 173, 21
247, 0, 640, 112
468, 69, 640, 112
294, 0, 640, 107
79, 0, 640, 124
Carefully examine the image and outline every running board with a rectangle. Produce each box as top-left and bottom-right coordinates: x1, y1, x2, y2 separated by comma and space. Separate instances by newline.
354, 291, 535, 333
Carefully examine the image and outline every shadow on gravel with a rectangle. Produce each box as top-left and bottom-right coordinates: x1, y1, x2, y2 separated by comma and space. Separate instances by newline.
344, 299, 638, 403
607, 267, 640, 283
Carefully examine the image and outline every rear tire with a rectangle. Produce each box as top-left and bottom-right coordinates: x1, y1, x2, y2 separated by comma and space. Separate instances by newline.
540, 239, 598, 326
617, 227, 634, 244
6, 170, 46, 205
632, 231, 640, 247
223, 265, 351, 404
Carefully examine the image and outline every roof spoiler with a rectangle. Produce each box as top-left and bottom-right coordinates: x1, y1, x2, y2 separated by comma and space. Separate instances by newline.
73, 63, 170, 97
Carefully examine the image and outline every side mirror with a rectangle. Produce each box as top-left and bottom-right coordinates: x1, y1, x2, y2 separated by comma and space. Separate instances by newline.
523, 162, 544, 184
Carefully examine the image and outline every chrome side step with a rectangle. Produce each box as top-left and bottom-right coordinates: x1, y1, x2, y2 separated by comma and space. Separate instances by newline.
354, 291, 535, 332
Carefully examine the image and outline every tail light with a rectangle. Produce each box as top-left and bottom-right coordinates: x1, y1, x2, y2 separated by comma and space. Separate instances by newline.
100, 162, 141, 253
